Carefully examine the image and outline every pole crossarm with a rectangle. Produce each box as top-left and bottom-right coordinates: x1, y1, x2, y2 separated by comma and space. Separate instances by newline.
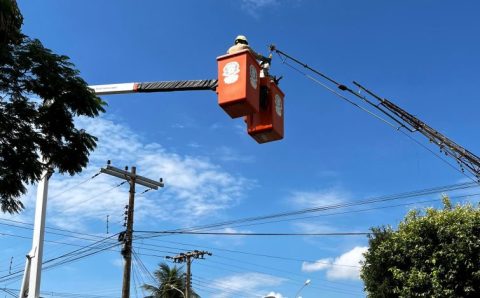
89, 79, 218, 95
166, 250, 212, 298
166, 250, 212, 263
100, 165, 164, 189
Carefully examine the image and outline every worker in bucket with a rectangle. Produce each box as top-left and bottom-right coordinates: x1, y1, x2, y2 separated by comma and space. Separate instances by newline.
228, 35, 271, 78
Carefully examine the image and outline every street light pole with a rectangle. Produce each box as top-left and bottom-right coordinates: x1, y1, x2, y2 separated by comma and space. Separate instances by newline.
167, 284, 186, 298
294, 279, 311, 298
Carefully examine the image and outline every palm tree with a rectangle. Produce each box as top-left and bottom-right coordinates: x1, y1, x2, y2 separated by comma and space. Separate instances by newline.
142, 262, 200, 298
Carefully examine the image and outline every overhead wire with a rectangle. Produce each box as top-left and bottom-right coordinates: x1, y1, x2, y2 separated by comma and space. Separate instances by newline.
0, 287, 117, 298
0, 233, 121, 283
0, 218, 115, 240
137, 231, 369, 237
49, 171, 102, 199
131, 256, 141, 298
0, 221, 114, 243
191, 277, 264, 297
273, 48, 478, 183
0, 231, 123, 278
0, 230, 125, 275
278, 54, 399, 129
132, 239, 362, 295
133, 181, 477, 238
194, 261, 362, 296
132, 250, 156, 285
0, 218, 122, 273
135, 238, 360, 269
198, 192, 480, 231
132, 239, 361, 290
61, 180, 128, 213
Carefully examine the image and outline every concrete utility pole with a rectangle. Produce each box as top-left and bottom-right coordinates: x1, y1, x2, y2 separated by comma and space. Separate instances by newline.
101, 161, 164, 298
166, 250, 212, 298
19, 166, 53, 298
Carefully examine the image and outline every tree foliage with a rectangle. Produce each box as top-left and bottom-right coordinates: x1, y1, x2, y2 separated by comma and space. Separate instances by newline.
142, 262, 200, 298
0, 0, 105, 213
361, 198, 480, 297
0, 0, 22, 44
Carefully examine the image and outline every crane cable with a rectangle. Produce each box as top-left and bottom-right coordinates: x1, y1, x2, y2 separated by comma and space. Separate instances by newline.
270, 45, 410, 130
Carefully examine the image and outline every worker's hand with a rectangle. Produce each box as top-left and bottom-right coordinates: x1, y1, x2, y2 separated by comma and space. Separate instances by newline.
261, 56, 272, 64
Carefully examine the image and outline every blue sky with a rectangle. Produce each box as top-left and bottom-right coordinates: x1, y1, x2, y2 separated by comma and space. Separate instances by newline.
1, 1, 480, 297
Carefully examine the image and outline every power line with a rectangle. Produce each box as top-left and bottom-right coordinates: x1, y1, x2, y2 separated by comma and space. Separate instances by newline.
132, 239, 363, 290
61, 180, 128, 213
137, 231, 369, 237
131, 242, 363, 295
210, 192, 480, 231
191, 277, 264, 297
0, 218, 114, 240
49, 171, 101, 199
135, 182, 477, 236
0, 218, 122, 273
0, 221, 118, 243
0, 287, 118, 298
278, 54, 399, 129
194, 262, 361, 296
272, 46, 479, 182
132, 250, 156, 285
135, 238, 359, 269
0, 233, 120, 283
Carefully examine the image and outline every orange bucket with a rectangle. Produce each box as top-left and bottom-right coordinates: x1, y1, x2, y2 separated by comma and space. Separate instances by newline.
217, 50, 261, 118
246, 78, 284, 143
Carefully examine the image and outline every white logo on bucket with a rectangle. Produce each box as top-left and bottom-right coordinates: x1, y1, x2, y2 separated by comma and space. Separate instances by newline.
223, 62, 240, 84
249, 65, 258, 89
275, 94, 283, 117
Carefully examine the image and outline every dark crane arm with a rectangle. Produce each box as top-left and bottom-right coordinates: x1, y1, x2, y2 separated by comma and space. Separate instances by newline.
271, 45, 480, 180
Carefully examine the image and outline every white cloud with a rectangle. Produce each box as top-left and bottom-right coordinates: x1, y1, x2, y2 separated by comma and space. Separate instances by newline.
293, 222, 338, 234
17, 116, 252, 231
265, 291, 285, 298
301, 246, 368, 280
209, 227, 252, 246
211, 272, 285, 298
112, 257, 124, 268
213, 146, 255, 163
301, 258, 333, 272
241, 0, 279, 17
290, 189, 349, 208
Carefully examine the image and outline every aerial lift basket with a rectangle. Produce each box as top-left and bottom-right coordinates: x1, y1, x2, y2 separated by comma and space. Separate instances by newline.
217, 50, 261, 118
246, 77, 284, 143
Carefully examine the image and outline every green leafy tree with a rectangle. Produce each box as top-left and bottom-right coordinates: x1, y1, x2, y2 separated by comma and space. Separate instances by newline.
361, 197, 480, 297
0, 0, 105, 213
142, 263, 200, 298
0, 0, 22, 44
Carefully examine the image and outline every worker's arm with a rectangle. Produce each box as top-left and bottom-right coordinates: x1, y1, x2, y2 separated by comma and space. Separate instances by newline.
227, 44, 271, 63
251, 49, 271, 63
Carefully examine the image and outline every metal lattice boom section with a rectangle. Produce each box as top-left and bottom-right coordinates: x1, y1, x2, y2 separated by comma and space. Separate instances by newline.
355, 82, 480, 179
271, 45, 480, 181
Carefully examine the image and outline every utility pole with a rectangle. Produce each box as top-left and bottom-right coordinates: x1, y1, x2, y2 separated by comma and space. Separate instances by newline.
166, 250, 212, 298
101, 161, 164, 298
19, 166, 53, 298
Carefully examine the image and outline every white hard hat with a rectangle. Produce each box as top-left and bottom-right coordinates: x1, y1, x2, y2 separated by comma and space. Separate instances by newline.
235, 35, 248, 44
